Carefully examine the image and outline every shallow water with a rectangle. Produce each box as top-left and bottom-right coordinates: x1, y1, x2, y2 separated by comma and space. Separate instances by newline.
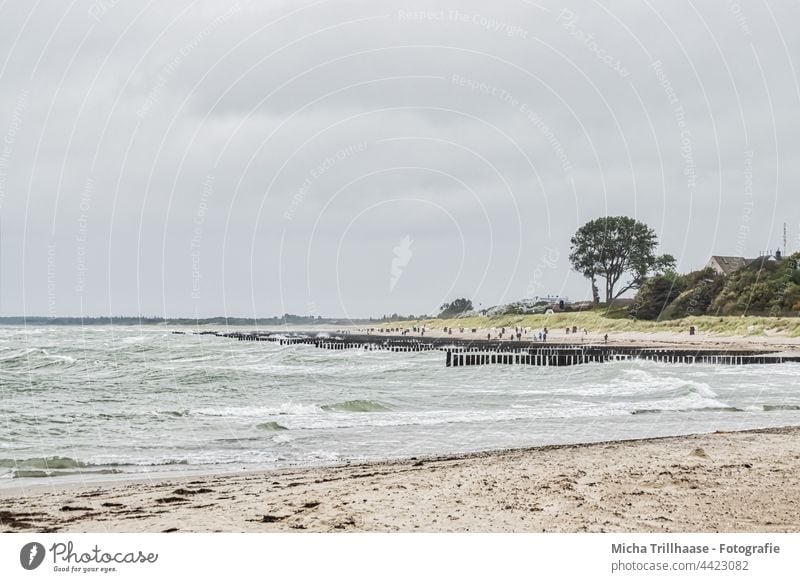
1, 325, 798, 489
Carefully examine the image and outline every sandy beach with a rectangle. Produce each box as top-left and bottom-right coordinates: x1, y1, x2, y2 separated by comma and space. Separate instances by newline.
3, 426, 799, 533
373, 324, 800, 354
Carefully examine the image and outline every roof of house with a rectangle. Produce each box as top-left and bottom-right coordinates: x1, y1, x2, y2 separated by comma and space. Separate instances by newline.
708, 254, 778, 275
745, 255, 775, 269
708, 255, 748, 275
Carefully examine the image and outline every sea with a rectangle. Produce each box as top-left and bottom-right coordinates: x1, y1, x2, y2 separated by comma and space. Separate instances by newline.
1, 325, 799, 489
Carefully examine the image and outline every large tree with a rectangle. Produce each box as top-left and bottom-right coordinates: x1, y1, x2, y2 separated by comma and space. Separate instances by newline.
569, 216, 675, 304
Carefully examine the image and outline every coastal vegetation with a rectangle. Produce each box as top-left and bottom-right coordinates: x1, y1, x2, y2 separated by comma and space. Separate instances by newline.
631, 252, 800, 320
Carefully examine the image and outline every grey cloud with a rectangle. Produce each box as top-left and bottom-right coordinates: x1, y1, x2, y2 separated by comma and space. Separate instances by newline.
0, 0, 798, 317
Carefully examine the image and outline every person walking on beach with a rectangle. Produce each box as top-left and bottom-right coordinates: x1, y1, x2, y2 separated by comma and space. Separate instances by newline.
604, 333, 608, 344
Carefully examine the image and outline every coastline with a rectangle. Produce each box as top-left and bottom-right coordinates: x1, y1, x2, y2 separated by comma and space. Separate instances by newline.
3, 426, 800, 533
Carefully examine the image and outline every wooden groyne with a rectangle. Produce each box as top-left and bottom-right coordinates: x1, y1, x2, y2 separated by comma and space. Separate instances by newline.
223, 332, 437, 352
192, 330, 800, 368
446, 347, 800, 367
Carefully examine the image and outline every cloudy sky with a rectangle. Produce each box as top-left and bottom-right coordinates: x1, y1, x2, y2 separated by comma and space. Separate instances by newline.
0, 0, 798, 319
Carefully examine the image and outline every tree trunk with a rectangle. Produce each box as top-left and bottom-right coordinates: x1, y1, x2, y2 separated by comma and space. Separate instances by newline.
591, 276, 600, 305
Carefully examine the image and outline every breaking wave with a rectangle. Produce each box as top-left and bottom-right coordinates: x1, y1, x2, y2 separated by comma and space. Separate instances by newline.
321, 399, 392, 412
256, 421, 289, 431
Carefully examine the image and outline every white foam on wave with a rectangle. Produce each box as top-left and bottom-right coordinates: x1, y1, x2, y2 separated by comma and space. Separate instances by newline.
687, 382, 718, 399
46, 354, 77, 364
193, 403, 323, 417
628, 389, 733, 414
593, 366, 721, 401
262, 403, 632, 432
271, 433, 293, 444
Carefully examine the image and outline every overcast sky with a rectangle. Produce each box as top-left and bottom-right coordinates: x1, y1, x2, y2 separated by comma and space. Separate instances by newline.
0, 0, 798, 319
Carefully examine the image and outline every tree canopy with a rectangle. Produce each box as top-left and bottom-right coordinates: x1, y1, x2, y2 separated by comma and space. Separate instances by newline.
438, 298, 474, 318
629, 271, 689, 320
569, 216, 675, 304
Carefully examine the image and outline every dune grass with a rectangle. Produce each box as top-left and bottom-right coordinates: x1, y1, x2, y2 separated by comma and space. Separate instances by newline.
380, 310, 800, 337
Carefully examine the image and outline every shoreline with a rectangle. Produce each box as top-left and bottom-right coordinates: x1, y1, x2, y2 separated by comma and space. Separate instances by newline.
3, 425, 800, 533
0, 425, 775, 496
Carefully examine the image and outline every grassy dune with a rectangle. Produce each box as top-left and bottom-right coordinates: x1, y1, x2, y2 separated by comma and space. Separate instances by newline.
382, 310, 800, 337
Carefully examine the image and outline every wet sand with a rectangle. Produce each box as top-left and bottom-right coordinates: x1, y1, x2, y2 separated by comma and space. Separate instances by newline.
2, 426, 799, 533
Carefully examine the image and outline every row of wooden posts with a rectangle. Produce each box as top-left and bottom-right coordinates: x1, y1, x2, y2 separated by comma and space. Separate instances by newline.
446, 350, 799, 367
229, 333, 437, 352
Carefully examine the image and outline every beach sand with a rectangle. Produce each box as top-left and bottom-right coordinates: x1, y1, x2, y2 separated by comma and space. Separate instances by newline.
2, 426, 799, 533
379, 325, 800, 353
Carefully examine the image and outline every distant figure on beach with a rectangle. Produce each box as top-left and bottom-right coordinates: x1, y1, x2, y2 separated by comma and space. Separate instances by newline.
538, 331, 543, 341
604, 334, 608, 343
565, 327, 570, 335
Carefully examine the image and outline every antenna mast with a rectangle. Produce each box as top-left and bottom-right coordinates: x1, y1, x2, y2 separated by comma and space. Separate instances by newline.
784, 222, 788, 255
